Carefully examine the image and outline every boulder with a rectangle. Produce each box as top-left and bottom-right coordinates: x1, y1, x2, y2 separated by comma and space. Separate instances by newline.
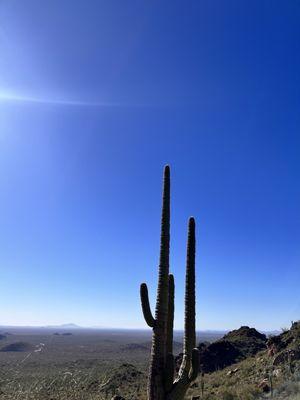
258, 379, 270, 393
273, 368, 281, 377
226, 368, 239, 376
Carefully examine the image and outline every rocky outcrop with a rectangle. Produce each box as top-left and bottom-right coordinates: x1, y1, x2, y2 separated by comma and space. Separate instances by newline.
198, 340, 242, 373
197, 326, 267, 373
267, 321, 300, 364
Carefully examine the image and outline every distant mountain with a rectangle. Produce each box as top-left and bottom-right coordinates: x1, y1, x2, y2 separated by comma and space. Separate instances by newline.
60, 323, 81, 329
44, 323, 81, 329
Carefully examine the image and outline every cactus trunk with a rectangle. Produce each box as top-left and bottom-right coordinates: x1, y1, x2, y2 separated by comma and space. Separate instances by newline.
140, 166, 199, 400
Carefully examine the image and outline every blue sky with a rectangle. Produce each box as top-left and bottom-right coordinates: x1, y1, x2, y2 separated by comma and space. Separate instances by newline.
0, 1, 299, 330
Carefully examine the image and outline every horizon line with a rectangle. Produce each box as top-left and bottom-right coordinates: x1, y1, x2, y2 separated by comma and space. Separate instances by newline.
0, 323, 281, 333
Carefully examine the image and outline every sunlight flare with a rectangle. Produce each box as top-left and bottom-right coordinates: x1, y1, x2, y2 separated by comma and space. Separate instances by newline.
0, 90, 119, 107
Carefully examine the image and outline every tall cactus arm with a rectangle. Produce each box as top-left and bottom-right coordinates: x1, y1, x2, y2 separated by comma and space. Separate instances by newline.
155, 165, 171, 324
167, 218, 198, 400
166, 274, 174, 355
183, 217, 196, 357
140, 283, 155, 328
165, 273, 175, 393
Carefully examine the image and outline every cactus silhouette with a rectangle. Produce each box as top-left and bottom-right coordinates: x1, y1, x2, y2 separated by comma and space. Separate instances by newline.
140, 166, 199, 400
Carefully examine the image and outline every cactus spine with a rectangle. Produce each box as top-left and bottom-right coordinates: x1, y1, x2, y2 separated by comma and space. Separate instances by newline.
140, 166, 199, 400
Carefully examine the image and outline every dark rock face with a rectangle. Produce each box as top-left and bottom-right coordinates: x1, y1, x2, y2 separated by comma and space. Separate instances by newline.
0, 334, 6, 340
198, 340, 242, 373
196, 326, 267, 373
0, 342, 34, 352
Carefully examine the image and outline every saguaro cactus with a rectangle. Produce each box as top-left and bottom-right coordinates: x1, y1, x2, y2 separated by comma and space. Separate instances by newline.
140, 166, 199, 400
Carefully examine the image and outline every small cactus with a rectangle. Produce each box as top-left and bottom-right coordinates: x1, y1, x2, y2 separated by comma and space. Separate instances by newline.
140, 166, 199, 400
200, 372, 205, 399
268, 365, 274, 398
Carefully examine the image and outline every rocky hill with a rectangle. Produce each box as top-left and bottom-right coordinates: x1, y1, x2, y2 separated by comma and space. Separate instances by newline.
197, 325, 267, 373
174, 326, 267, 374
223, 325, 267, 354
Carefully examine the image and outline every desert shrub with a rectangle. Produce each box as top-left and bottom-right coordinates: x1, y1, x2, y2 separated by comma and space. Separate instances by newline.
236, 385, 261, 400
218, 383, 261, 400
221, 389, 237, 400
274, 380, 300, 397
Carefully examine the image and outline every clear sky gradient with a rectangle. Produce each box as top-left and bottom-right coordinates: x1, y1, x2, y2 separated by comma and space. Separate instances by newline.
0, 1, 299, 330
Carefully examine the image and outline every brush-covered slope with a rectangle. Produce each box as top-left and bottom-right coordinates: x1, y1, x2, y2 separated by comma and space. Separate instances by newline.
108, 322, 300, 400
186, 321, 300, 400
